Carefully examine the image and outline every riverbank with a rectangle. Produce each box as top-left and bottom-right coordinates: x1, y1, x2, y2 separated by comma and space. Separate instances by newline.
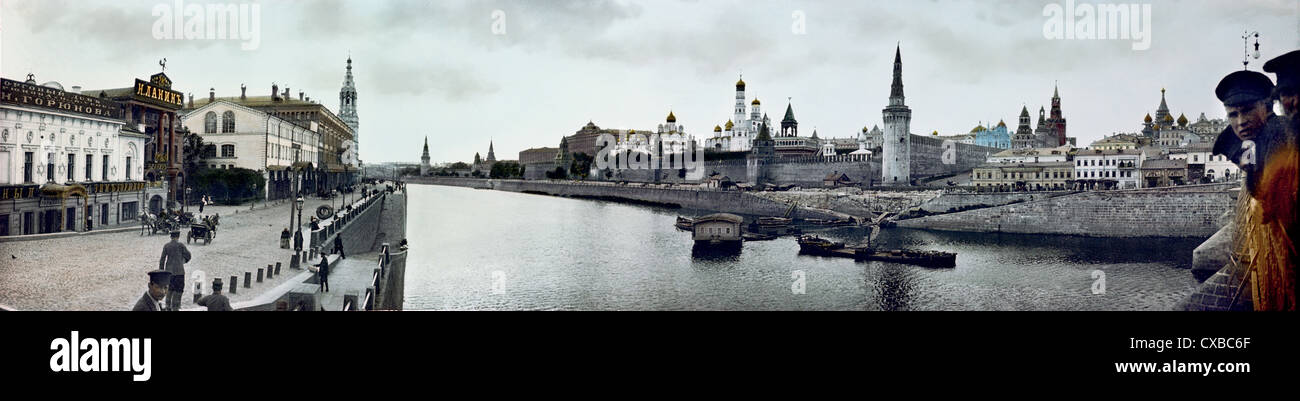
0, 183, 404, 311
410, 176, 852, 221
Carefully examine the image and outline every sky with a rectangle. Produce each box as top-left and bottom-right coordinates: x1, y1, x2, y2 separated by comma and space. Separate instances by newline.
2, 0, 1298, 164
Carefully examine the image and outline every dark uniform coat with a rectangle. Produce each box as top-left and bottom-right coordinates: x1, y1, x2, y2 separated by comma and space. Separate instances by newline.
131, 292, 162, 311
159, 240, 191, 276
293, 231, 304, 251
197, 293, 233, 311
1213, 114, 1289, 196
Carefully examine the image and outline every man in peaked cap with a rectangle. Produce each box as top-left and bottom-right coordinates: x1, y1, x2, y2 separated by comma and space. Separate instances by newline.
159, 230, 191, 311
196, 278, 233, 311
1213, 69, 1285, 196
1264, 49, 1300, 116
132, 270, 171, 311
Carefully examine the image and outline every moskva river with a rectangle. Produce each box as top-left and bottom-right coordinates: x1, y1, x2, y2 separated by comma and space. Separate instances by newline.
404, 184, 1201, 310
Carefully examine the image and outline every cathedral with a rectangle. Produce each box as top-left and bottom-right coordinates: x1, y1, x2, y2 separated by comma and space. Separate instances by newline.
1011, 85, 1068, 149
1140, 88, 1219, 148
704, 75, 772, 152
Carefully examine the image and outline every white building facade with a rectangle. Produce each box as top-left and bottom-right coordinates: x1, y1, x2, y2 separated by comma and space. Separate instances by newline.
181, 99, 320, 200
1, 75, 163, 235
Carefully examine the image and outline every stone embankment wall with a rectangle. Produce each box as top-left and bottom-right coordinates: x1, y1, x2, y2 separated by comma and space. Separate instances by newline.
894, 183, 1236, 237
412, 177, 846, 220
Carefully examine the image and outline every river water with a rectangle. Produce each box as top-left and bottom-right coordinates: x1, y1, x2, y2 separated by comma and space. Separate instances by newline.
403, 184, 1202, 310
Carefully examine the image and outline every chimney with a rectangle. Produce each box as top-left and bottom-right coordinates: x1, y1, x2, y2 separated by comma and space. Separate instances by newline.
71, 85, 81, 93
271, 83, 279, 100
188, 93, 193, 108
209, 88, 215, 103
299, 91, 304, 101
306, 97, 311, 103
240, 84, 247, 100
284, 87, 290, 100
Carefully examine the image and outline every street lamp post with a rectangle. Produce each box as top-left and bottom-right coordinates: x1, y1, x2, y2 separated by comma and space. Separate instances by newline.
296, 196, 305, 232
184, 187, 191, 214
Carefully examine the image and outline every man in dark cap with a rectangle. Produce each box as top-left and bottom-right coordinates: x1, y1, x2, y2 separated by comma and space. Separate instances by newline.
159, 230, 191, 311
196, 278, 233, 311
1213, 69, 1285, 196
132, 270, 171, 311
1264, 49, 1300, 116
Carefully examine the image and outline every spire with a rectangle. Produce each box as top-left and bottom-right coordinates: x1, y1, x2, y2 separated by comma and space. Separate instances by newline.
889, 44, 905, 105
1053, 81, 1059, 99
782, 101, 797, 124
1157, 88, 1169, 114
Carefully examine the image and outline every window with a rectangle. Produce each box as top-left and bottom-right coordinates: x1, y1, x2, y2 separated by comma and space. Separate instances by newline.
86, 154, 93, 181
121, 202, 138, 221
67, 154, 76, 181
204, 112, 217, 133
222, 111, 235, 133
102, 155, 109, 181
24, 152, 33, 183
126, 157, 132, 180
221, 144, 235, 158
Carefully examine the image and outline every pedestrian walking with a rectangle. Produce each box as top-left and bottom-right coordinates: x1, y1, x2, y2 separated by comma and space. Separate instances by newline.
196, 278, 233, 311
316, 254, 330, 293
198, 195, 206, 213
159, 230, 191, 311
332, 235, 345, 259
132, 270, 171, 311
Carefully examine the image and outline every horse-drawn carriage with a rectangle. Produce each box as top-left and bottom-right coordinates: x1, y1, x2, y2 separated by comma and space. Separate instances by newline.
187, 214, 220, 245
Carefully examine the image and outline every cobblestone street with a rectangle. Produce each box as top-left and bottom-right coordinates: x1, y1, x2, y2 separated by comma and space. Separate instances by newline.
0, 188, 383, 311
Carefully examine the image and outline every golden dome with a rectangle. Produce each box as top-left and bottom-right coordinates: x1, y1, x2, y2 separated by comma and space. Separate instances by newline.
751, 98, 761, 106
932, 130, 939, 136
666, 111, 676, 123
997, 120, 1006, 128
1163, 114, 1174, 122
970, 125, 986, 133
1144, 113, 1152, 123
862, 126, 869, 132
1177, 113, 1188, 126
725, 120, 735, 130
714, 125, 722, 132
736, 78, 746, 90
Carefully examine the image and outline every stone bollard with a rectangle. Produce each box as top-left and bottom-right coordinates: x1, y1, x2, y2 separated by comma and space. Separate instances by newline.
275, 262, 282, 275
364, 287, 376, 311
342, 292, 358, 311
244, 272, 251, 288
290, 253, 300, 270
230, 275, 238, 294
193, 281, 202, 304
257, 268, 264, 283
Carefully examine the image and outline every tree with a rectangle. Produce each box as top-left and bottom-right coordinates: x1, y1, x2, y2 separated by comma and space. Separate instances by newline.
192, 167, 265, 204
569, 152, 592, 179
474, 153, 481, 165
490, 161, 521, 178
450, 162, 470, 170
181, 132, 208, 183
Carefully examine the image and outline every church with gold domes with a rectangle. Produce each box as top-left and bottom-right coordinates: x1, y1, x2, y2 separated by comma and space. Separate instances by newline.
704, 75, 772, 153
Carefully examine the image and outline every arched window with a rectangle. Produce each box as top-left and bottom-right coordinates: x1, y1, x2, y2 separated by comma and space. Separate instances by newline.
204, 112, 217, 133
222, 111, 235, 133
221, 144, 235, 158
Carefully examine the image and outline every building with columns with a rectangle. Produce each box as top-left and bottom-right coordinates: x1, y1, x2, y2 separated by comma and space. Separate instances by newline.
1, 74, 164, 235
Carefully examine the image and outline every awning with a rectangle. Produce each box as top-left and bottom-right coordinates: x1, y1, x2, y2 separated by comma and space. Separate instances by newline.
40, 183, 88, 198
